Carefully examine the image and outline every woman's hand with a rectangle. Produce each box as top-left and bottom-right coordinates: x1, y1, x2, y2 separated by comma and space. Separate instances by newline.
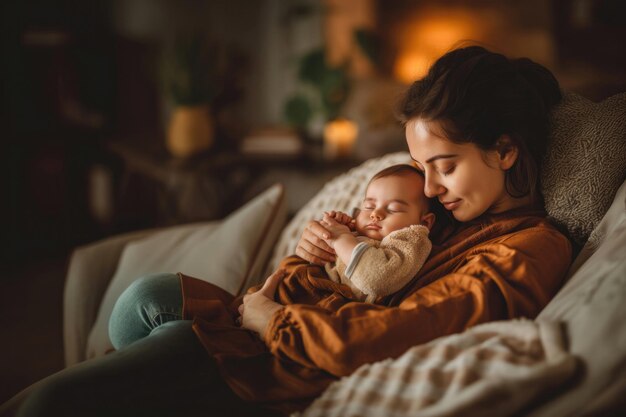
239, 269, 286, 338
295, 220, 336, 265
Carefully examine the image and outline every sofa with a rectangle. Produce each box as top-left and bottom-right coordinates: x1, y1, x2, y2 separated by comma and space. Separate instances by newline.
2, 92, 625, 416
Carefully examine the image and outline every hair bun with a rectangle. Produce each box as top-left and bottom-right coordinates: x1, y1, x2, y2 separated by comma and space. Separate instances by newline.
513, 58, 562, 110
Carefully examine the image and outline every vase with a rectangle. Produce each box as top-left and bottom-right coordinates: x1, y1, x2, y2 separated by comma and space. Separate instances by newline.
166, 105, 214, 158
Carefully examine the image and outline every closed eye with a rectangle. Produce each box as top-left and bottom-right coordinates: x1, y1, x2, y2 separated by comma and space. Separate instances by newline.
441, 166, 455, 176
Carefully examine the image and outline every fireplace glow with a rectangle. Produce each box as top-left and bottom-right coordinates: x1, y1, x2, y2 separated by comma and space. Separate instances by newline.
392, 9, 483, 84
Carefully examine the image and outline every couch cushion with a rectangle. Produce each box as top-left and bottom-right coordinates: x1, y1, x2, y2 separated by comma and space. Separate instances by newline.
541, 92, 626, 245
531, 179, 626, 416
266, 152, 412, 273
86, 183, 287, 360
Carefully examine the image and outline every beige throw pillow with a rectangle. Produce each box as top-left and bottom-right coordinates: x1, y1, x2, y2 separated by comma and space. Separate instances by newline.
542, 92, 626, 245
86, 183, 287, 359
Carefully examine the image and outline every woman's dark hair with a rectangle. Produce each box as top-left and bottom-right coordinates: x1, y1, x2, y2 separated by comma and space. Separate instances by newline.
397, 46, 562, 203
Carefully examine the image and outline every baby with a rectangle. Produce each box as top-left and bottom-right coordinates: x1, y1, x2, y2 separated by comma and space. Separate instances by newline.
319, 164, 435, 302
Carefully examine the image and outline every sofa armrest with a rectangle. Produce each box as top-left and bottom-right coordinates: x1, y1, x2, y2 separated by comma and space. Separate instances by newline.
63, 228, 157, 367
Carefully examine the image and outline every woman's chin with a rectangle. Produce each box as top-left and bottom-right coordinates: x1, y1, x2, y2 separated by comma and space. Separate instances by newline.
451, 213, 463, 222
449, 207, 474, 222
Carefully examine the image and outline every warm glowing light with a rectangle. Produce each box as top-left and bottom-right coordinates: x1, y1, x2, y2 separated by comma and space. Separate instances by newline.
323, 118, 358, 159
393, 9, 482, 84
417, 20, 472, 49
395, 53, 432, 84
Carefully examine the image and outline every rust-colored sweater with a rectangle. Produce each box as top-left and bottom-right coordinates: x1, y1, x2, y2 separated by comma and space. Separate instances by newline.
179, 208, 572, 415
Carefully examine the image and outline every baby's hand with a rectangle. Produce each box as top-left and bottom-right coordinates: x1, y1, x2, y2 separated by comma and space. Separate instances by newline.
320, 213, 359, 264
324, 210, 356, 230
320, 213, 353, 245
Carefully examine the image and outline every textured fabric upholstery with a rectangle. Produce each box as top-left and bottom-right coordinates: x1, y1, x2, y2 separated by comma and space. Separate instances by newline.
542, 92, 626, 244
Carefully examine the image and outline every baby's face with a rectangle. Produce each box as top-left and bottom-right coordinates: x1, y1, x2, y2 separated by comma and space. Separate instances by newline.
355, 174, 431, 240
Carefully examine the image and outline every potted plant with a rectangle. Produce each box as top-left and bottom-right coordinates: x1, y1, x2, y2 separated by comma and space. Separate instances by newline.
161, 32, 221, 158
284, 47, 351, 139
283, 28, 379, 139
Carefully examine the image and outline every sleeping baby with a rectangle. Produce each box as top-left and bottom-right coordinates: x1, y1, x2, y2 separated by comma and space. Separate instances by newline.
319, 164, 436, 303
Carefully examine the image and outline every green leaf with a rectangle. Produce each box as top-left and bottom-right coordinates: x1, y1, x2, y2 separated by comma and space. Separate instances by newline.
161, 33, 220, 106
354, 29, 380, 67
284, 94, 313, 127
298, 48, 328, 85
295, 47, 351, 119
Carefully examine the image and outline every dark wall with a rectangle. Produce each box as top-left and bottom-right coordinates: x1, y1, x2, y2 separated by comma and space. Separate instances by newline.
1, 0, 122, 265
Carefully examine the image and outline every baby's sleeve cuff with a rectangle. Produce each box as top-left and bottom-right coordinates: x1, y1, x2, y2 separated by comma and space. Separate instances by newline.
344, 242, 370, 278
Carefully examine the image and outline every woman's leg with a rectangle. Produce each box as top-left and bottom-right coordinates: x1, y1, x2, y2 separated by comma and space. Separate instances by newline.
108, 273, 184, 349
16, 320, 271, 417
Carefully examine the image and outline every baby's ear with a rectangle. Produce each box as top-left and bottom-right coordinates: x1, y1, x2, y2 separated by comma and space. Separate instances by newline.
351, 207, 361, 218
421, 212, 436, 231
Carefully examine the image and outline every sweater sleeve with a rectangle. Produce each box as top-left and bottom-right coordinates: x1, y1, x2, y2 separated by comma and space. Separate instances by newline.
264, 226, 571, 377
346, 225, 432, 298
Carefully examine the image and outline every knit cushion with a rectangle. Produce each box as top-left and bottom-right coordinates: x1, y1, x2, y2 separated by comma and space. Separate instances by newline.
542, 92, 626, 245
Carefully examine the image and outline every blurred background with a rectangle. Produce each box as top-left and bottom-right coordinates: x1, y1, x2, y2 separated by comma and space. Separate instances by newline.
1, 0, 625, 403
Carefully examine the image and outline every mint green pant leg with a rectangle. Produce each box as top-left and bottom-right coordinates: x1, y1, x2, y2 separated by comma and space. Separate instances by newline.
108, 273, 183, 350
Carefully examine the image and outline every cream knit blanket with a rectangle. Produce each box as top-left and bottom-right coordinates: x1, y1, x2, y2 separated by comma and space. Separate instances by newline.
295, 319, 578, 417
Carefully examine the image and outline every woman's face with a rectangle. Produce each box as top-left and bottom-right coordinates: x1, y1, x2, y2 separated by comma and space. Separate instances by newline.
405, 119, 519, 222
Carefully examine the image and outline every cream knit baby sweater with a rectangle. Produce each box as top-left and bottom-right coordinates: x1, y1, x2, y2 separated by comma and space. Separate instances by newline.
324, 224, 432, 303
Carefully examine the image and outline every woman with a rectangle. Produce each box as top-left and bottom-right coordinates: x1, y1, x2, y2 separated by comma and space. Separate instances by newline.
13, 46, 572, 417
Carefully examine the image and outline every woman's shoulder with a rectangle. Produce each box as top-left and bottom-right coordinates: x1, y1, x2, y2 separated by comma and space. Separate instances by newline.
432, 208, 571, 256
447, 213, 572, 271
485, 209, 570, 244
492, 209, 568, 238
469, 211, 572, 263
496, 215, 571, 247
